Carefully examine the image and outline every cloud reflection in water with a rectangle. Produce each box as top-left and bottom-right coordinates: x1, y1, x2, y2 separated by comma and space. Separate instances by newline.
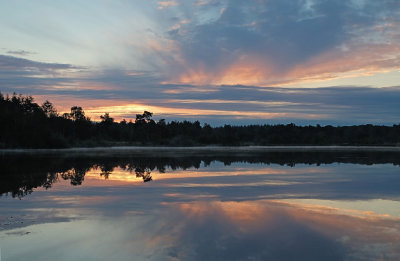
1, 150, 400, 260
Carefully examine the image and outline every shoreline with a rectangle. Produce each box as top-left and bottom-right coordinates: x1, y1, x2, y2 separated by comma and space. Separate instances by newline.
1, 145, 400, 154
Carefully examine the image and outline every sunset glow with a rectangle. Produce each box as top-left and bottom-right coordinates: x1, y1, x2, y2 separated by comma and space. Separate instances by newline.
1, 0, 399, 125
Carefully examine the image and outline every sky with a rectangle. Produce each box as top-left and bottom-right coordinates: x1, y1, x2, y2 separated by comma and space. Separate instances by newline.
0, 0, 399, 125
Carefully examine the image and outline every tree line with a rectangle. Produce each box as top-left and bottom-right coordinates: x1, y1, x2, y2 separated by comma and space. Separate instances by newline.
1, 92, 399, 148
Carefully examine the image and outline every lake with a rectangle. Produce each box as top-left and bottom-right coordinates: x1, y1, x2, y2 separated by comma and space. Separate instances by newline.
1, 147, 400, 260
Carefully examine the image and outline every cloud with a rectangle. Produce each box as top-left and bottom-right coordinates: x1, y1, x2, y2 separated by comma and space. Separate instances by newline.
158, 1, 179, 10
19, 84, 400, 125
145, 0, 400, 86
1, 54, 399, 125
0, 55, 159, 93
6, 50, 36, 56
2, 0, 398, 88
0, 54, 85, 92
0, 54, 77, 72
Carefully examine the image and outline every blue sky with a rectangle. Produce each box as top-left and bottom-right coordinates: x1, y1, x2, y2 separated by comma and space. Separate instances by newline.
0, 0, 399, 125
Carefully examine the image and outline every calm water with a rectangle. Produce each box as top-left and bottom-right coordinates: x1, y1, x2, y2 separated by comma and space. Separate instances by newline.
1, 148, 400, 261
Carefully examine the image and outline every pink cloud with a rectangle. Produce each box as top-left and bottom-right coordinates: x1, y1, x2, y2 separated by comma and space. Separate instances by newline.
157, 1, 179, 10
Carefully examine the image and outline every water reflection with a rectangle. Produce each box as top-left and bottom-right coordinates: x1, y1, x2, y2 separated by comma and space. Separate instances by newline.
1, 150, 400, 198
2, 199, 399, 260
154, 200, 400, 260
1, 149, 400, 260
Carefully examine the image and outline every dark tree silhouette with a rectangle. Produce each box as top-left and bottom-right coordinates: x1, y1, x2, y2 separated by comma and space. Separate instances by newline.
41, 100, 58, 118
1, 92, 400, 148
100, 113, 114, 125
135, 111, 153, 124
69, 106, 88, 121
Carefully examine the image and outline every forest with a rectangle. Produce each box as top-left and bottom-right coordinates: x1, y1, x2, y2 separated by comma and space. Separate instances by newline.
1, 92, 400, 148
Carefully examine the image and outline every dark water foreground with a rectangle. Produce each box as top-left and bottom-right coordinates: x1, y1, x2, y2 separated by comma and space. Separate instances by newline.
1, 148, 400, 260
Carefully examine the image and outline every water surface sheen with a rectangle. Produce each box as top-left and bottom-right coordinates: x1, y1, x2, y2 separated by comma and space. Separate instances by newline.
1, 149, 400, 260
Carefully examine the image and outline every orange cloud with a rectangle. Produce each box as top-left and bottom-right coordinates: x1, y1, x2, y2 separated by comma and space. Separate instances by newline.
174, 58, 276, 86
83, 102, 326, 122
158, 1, 178, 10
32, 92, 328, 122
283, 41, 400, 86
164, 39, 400, 87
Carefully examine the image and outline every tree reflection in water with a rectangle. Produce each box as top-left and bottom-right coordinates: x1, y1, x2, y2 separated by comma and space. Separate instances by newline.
1, 149, 400, 198
134, 167, 152, 182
